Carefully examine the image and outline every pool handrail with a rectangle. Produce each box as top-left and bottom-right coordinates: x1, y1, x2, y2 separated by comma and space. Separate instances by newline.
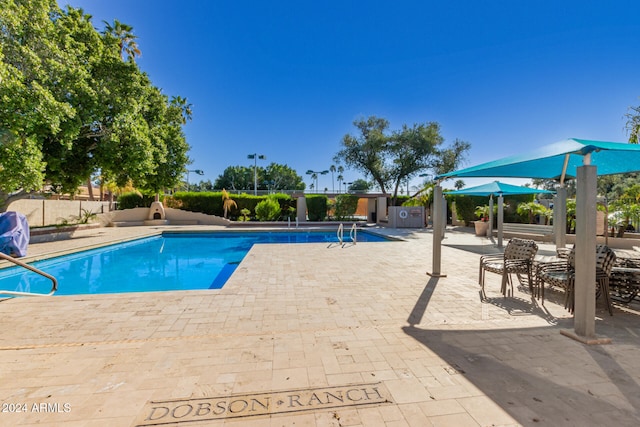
337, 223, 344, 245
349, 223, 357, 245
0, 252, 58, 296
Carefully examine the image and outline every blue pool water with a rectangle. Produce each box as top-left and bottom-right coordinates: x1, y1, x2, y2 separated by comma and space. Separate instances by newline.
0, 231, 388, 296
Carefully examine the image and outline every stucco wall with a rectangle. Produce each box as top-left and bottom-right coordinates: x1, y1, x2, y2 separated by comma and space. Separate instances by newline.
7, 199, 110, 227
110, 207, 230, 226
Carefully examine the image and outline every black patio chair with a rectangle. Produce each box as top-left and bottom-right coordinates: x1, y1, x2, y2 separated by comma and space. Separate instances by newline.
537, 245, 615, 315
479, 238, 538, 299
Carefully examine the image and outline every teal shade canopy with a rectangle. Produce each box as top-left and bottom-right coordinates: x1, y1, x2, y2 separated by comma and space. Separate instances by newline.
446, 181, 554, 197
437, 138, 640, 180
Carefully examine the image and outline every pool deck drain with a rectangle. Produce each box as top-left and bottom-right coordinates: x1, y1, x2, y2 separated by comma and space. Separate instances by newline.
1, 225, 640, 426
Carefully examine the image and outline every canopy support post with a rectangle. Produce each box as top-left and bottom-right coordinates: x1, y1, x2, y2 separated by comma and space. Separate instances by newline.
497, 194, 504, 248
562, 164, 611, 344
554, 187, 567, 249
428, 184, 446, 277
487, 195, 494, 238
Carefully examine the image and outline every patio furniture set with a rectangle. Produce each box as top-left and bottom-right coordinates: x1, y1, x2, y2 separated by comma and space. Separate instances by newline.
479, 238, 640, 314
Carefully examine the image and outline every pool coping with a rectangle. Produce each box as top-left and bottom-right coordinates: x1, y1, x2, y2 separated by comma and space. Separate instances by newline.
2, 226, 403, 269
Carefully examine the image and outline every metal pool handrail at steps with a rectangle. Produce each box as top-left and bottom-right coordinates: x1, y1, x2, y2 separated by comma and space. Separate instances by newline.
0, 252, 58, 296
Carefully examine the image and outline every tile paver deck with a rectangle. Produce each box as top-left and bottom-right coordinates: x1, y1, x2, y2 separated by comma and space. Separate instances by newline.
0, 225, 639, 426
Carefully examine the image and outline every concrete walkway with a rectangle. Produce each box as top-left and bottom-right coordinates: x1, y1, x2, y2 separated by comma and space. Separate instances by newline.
0, 225, 639, 426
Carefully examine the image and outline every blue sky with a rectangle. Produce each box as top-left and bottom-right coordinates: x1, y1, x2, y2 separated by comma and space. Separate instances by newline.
62, 0, 640, 192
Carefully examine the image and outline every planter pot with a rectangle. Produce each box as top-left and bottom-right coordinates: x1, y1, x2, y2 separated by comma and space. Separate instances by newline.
474, 220, 489, 236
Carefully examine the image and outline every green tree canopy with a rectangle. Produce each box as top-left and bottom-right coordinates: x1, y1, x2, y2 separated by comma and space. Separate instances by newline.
335, 116, 470, 205
214, 163, 305, 192
263, 163, 305, 191
0, 1, 191, 209
214, 166, 255, 191
348, 179, 371, 192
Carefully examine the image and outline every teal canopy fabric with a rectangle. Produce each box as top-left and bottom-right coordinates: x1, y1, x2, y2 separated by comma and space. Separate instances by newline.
445, 181, 554, 197
437, 138, 640, 180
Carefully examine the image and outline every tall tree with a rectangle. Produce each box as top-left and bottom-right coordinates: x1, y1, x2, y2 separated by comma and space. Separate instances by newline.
329, 165, 337, 192
349, 179, 371, 192
214, 163, 305, 191
263, 163, 305, 191
626, 104, 640, 143
214, 166, 255, 191
335, 116, 470, 205
0, 0, 74, 206
102, 19, 141, 62
0, 2, 191, 209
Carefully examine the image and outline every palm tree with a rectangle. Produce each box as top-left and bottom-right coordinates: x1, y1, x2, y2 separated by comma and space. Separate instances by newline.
337, 174, 344, 193
329, 165, 336, 192
170, 96, 193, 124
103, 19, 141, 61
221, 189, 237, 219
517, 201, 549, 224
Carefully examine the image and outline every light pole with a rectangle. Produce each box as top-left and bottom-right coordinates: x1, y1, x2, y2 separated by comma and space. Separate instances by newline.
186, 169, 204, 191
306, 169, 329, 193
248, 153, 266, 196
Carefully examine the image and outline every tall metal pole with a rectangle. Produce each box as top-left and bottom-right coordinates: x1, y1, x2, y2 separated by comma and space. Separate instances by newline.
497, 195, 504, 248
253, 155, 258, 196
248, 154, 265, 196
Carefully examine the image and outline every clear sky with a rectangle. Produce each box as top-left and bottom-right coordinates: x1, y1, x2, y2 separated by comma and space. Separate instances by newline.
61, 0, 640, 192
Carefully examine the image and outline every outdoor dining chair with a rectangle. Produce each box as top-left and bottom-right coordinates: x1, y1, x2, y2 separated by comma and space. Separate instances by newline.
536, 245, 616, 315
479, 238, 538, 299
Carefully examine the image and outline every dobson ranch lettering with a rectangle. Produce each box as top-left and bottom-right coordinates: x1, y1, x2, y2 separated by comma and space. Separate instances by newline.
137, 383, 391, 425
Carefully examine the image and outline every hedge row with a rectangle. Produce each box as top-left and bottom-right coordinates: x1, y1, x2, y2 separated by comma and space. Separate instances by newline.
117, 192, 298, 221
305, 194, 328, 221
449, 194, 535, 226
117, 192, 415, 221
166, 192, 297, 220
117, 192, 157, 210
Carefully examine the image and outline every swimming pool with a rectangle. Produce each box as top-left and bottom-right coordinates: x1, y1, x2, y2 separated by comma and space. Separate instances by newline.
0, 230, 389, 296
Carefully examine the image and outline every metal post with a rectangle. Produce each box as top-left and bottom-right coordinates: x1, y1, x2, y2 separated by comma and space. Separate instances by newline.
253, 156, 258, 196
487, 195, 494, 238
497, 195, 504, 248
248, 154, 265, 196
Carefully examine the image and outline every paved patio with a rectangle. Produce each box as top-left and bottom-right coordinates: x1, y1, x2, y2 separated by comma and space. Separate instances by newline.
1, 225, 639, 426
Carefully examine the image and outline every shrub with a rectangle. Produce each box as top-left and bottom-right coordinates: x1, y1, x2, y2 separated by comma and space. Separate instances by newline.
393, 195, 411, 206
401, 198, 424, 207
174, 191, 221, 215
255, 197, 281, 221
118, 192, 154, 209
238, 208, 251, 221
449, 195, 484, 226
306, 195, 328, 221
334, 194, 359, 220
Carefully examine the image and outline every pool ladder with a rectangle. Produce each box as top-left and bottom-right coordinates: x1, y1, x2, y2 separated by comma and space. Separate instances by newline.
337, 223, 357, 247
0, 252, 58, 296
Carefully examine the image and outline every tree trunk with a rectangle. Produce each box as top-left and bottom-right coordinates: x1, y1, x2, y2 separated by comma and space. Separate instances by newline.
86, 177, 94, 201
0, 190, 28, 213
